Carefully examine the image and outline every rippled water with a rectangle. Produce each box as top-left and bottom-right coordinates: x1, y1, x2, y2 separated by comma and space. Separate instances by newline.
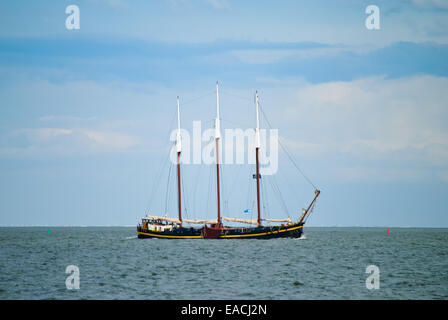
0, 227, 447, 299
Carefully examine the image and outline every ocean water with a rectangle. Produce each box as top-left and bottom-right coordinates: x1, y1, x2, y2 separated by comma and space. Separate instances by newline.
0, 227, 447, 300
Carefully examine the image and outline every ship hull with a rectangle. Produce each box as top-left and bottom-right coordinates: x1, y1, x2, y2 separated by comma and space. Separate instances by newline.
203, 222, 303, 239
137, 227, 202, 239
137, 222, 304, 239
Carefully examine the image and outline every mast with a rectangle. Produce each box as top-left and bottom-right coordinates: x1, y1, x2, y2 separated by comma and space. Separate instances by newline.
176, 96, 182, 227
215, 82, 222, 226
255, 91, 261, 227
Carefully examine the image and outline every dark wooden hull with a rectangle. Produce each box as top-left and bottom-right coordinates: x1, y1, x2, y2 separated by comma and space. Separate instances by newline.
137, 227, 202, 239
137, 222, 304, 239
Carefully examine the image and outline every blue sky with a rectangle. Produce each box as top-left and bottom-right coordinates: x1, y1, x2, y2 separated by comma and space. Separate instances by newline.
0, 0, 447, 226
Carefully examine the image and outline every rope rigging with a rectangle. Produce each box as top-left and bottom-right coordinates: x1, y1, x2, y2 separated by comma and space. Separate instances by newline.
164, 162, 173, 215
146, 106, 178, 213
219, 89, 318, 191
189, 162, 203, 221
267, 173, 290, 218
216, 89, 320, 223
258, 101, 318, 190
145, 87, 319, 225
146, 143, 171, 212
180, 91, 215, 106
303, 200, 318, 223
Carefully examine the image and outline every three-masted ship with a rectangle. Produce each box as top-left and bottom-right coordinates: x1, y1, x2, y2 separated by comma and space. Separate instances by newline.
137, 83, 320, 239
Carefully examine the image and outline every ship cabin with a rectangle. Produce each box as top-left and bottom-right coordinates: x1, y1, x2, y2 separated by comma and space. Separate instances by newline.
139, 216, 178, 232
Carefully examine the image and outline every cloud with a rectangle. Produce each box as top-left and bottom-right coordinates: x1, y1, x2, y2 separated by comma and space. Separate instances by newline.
203, 0, 229, 10
167, 0, 230, 10
229, 46, 349, 64
2, 1, 448, 44
83, 130, 139, 148
1, 38, 446, 86
1, 37, 447, 184
38, 115, 97, 124
1, 127, 140, 156
334, 166, 427, 182
412, 0, 448, 9
275, 75, 448, 181
87, 0, 129, 8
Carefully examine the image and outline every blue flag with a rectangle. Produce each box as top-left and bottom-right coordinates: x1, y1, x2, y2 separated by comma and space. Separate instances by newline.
243, 209, 251, 214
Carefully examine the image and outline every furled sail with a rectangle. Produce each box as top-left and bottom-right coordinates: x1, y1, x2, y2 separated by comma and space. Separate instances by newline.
183, 219, 218, 224
146, 216, 181, 224
262, 218, 292, 223
222, 217, 259, 225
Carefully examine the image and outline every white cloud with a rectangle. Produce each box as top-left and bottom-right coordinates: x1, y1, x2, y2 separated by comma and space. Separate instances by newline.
412, 0, 448, 9
203, 0, 229, 10
275, 75, 448, 181
87, 0, 129, 8
230, 47, 365, 65
38, 115, 97, 123
0, 78, 201, 158
2, 127, 140, 156
2, 75, 447, 183
166, 0, 229, 10
82, 129, 138, 149
334, 166, 427, 182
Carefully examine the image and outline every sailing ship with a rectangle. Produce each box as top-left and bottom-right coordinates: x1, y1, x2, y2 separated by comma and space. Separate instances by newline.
137, 83, 320, 239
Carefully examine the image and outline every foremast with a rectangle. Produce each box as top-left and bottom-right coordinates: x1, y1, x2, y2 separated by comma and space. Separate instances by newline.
176, 96, 183, 227
215, 82, 222, 227
255, 91, 262, 227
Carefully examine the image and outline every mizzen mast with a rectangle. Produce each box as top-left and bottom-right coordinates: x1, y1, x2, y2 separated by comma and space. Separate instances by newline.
215, 82, 222, 226
255, 91, 262, 227
176, 96, 183, 227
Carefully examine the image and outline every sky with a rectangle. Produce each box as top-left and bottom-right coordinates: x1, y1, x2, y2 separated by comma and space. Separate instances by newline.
0, 0, 447, 227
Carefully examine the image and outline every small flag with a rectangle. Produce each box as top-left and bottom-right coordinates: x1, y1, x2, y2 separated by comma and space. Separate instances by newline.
243, 209, 251, 214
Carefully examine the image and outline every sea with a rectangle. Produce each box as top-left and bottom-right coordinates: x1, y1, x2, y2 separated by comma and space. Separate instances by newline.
0, 227, 447, 300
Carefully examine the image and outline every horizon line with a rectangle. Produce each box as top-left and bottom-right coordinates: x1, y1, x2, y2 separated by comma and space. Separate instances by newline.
0, 225, 447, 229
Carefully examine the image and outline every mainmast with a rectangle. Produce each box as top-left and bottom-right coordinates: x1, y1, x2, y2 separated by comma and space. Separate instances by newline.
255, 91, 261, 227
215, 82, 222, 226
176, 96, 182, 227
